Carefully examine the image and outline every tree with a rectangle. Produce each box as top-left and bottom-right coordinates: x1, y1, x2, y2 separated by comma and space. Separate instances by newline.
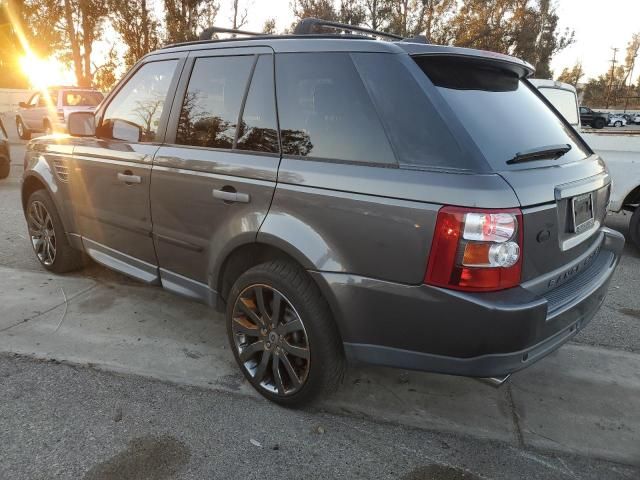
230, 0, 248, 30
92, 45, 117, 91
164, 0, 219, 43
338, 0, 366, 25
292, 0, 338, 22
262, 17, 276, 34
362, 0, 392, 31
556, 61, 583, 87
60, 0, 107, 87
108, 0, 159, 69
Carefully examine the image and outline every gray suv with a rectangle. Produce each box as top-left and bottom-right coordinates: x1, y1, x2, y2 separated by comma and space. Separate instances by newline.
21, 20, 624, 406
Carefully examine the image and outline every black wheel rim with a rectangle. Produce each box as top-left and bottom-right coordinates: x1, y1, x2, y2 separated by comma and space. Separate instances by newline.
231, 284, 310, 397
28, 200, 56, 266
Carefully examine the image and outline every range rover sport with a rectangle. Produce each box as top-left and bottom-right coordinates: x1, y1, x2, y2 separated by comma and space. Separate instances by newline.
21, 19, 624, 406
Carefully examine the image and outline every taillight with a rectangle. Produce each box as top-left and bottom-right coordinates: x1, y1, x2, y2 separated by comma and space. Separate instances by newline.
425, 206, 523, 292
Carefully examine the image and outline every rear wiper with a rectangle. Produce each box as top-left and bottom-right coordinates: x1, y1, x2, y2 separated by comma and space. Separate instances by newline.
507, 144, 571, 165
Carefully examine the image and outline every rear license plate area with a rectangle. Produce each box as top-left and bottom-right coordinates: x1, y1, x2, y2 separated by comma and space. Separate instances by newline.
571, 192, 594, 234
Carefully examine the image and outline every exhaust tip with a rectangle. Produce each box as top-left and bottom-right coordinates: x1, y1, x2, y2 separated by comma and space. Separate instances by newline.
477, 374, 512, 388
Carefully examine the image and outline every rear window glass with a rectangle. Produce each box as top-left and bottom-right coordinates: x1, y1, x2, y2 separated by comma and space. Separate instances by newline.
276, 52, 396, 165
63, 91, 103, 107
415, 57, 590, 169
352, 53, 472, 170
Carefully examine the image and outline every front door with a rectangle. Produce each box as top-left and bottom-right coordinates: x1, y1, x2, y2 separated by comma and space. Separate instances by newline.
69, 55, 184, 283
150, 49, 280, 301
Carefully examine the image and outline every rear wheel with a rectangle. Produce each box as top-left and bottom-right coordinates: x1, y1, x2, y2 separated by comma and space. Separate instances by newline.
26, 189, 84, 273
593, 117, 605, 129
614, 121, 623, 127
226, 260, 345, 406
16, 117, 31, 140
0, 160, 9, 179
630, 208, 640, 250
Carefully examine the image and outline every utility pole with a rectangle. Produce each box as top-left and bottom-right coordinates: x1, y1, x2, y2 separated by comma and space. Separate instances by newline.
605, 47, 619, 109
624, 54, 638, 113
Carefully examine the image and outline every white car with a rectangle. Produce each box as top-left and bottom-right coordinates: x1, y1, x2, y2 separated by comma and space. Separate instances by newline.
608, 114, 627, 127
631, 114, 640, 125
15, 87, 104, 140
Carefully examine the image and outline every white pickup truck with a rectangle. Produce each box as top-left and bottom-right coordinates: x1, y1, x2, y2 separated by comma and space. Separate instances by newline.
531, 79, 640, 248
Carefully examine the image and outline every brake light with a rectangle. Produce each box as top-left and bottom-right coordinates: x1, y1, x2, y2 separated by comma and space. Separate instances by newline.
425, 206, 523, 291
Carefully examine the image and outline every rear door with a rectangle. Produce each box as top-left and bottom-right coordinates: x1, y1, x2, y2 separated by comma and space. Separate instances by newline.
69, 54, 184, 282
150, 47, 280, 301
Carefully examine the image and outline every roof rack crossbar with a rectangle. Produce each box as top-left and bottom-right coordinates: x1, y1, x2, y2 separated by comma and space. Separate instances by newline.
293, 18, 404, 41
198, 26, 262, 41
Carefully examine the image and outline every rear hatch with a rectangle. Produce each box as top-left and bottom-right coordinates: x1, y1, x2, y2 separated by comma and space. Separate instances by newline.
413, 55, 610, 284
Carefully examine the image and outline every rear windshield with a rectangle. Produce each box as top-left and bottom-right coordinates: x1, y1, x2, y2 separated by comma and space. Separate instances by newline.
63, 91, 104, 107
537, 87, 579, 126
415, 56, 590, 169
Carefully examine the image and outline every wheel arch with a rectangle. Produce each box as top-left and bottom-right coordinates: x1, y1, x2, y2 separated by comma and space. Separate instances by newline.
622, 184, 640, 210
214, 240, 346, 341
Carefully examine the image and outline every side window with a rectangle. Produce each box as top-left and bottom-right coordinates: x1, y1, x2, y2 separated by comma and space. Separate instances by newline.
352, 53, 470, 169
29, 93, 39, 107
276, 52, 396, 164
98, 60, 178, 143
236, 55, 279, 154
176, 55, 254, 149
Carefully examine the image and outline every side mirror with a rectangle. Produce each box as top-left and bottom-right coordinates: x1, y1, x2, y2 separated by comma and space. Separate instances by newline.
18, 102, 28, 108
68, 111, 96, 137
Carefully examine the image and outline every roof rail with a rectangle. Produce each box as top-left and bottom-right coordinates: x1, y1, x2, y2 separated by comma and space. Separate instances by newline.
198, 26, 261, 41
293, 18, 404, 41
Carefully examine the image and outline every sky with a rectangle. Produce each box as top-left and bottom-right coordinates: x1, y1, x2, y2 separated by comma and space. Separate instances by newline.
98, 0, 639, 83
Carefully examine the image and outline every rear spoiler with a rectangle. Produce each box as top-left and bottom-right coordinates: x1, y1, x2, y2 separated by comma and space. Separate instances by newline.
399, 44, 535, 79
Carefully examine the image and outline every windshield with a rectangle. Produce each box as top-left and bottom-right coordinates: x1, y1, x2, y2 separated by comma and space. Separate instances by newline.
414, 56, 590, 170
537, 87, 579, 126
63, 91, 104, 107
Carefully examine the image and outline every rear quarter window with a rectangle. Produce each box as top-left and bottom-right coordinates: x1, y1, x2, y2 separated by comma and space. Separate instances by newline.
275, 52, 396, 165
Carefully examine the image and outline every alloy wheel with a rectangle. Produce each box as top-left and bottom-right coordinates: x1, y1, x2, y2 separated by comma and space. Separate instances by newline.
28, 200, 56, 266
231, 284, 310, 396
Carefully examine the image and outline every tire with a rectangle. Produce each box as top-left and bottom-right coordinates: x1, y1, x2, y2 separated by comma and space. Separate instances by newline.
614, 121, 622, 127
0, 160, 9, 179
630, 208, 640, 250
593, 117, 605, 129
226, 260, 345, 407
25, 189, 84, 273
16, 117, 31, 140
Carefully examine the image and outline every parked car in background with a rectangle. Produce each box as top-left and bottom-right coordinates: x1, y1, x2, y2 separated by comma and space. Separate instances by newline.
22, 21, 624, 406
608, 114, 627, 127
15, 87, 104, 140
631, 114, 640, 124
579, 106, 609, 129
532, 78, 640, 249
0, 119, 10, 179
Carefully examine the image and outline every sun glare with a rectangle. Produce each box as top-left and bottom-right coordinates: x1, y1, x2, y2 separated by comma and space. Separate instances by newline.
19, 54, 77, 89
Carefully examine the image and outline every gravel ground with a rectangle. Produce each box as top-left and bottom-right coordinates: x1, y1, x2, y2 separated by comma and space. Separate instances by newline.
1, 354, 638, 480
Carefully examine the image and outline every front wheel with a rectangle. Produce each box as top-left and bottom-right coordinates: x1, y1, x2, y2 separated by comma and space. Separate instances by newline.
26, 189, 84, 273
226, 260, 345, 407
593, 118, 605, 129
16, 117, 31, 140
614, 121, 623, 127
630, 208, 640, 250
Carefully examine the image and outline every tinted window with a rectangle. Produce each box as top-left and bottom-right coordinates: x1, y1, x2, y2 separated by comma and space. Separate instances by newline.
64, 91, 103, 107
537, 88, 579, 125
99, 60, 177, 142
236, 55, 279, 153
416, 57, 590, 170
176, 55, 254, 149
353, 53, 472, 170
276, 52, 395, 164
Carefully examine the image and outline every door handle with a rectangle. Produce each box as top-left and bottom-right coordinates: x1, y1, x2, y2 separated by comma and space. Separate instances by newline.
213, 188, 250, 204
117, 172, 142, 185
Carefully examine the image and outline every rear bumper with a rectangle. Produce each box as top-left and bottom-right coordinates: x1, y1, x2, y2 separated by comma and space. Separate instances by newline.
311, 227, 624, 378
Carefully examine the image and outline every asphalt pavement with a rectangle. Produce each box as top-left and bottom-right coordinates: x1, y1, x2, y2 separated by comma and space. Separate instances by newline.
1, 114, 639, 478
